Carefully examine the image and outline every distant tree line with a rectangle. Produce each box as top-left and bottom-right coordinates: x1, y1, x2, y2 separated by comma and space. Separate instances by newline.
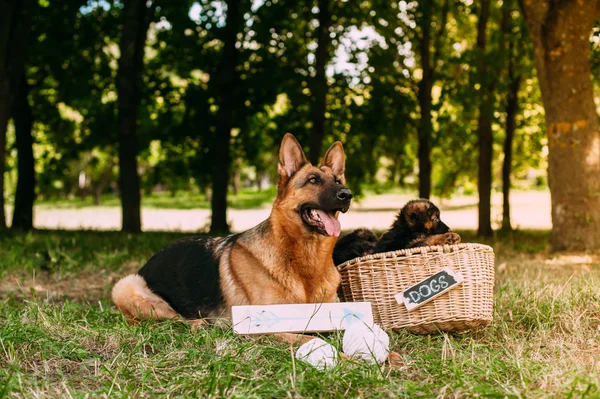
0, 0, 599, 251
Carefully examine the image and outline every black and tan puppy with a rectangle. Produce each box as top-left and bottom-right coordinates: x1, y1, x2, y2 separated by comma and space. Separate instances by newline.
375, 199, 460, 253
332, 228, 378, 266
112, 134, 353, 333
333, 199, 460, 265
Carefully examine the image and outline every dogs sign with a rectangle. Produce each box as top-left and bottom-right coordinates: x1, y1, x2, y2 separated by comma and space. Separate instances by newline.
395, 267, 463, 312
232, 302, 374, 334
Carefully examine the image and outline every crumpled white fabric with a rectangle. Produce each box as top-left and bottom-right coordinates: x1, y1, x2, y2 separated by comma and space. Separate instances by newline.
342, 322, 390, 364
295, 338, 338, 370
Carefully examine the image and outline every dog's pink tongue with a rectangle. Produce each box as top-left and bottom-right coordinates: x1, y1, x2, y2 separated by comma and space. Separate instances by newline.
315, 210, 341, 237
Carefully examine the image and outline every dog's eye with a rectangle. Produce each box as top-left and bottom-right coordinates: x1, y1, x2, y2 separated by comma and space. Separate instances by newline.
334, 177, 341, 185
308, 177, 318, 184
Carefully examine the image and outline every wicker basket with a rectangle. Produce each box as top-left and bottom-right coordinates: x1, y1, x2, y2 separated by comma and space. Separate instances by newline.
337, 243, 495, 334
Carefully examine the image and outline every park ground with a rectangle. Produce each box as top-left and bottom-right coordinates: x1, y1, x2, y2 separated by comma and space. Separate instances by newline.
1, 190, 600, 398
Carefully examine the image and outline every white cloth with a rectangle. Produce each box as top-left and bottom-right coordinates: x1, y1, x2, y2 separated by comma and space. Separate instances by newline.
295, 338, 338, 370
342, 323, 390, 364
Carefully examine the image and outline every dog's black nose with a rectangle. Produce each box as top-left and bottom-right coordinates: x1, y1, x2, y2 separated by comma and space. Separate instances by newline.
337, 188, 353, 201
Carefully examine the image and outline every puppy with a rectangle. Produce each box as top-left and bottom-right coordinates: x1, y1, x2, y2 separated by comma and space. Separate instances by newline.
332, 228, 378, 266
375, 199, 460, 253
333, 199, 460, 264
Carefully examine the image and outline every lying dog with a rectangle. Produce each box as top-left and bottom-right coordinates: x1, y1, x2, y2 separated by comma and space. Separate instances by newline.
333, 199, 460, 265
112, 134, 353, 337
375, 199, 460, 252
332, 228, 378, 266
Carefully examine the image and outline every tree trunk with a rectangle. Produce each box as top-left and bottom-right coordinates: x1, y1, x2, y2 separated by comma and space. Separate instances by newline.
416, 0, 449, 199
519, 0, 600, 250
417, 0, 432, 199
11, 74, 35, 230
308, 0, 331, 165
209, 0, 243, 235
0, 0, 35, 229
502, 40, 520, 232
476, 0, 493, 237
210, 128, 231, 235
117, 0, 150, 233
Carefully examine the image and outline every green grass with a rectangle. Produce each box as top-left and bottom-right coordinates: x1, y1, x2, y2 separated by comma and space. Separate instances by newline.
1, 229, 600, 398
35, 186, 278, 210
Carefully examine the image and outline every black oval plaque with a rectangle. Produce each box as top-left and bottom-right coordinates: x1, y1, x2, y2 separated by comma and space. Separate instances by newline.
395, 267, 463, 311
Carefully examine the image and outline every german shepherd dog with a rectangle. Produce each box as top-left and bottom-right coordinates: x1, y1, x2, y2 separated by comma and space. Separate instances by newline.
333, 199, 460, 265
112, 134, 353, 334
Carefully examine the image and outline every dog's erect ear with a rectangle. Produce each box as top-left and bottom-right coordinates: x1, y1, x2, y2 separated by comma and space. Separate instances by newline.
278, 133, 308, 179
321, 141, 346, 181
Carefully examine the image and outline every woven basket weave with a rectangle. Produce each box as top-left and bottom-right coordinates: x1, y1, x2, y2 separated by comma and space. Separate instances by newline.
337, 243, 495, 334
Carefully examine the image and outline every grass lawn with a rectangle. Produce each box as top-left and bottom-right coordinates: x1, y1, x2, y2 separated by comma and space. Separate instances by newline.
1, 229, 599, 398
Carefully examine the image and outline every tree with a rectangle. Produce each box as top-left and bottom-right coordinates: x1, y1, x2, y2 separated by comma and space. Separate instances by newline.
209, 0, 245, 235
500, 0, 525, 231
519, 0, 600, 250
152, 0, 282, 234
476, 0, 493, 237
0, 0, 36, 228
24, 0, 123, 205
308, 0, 332, 165
501, 45, 520, 232
416, 0, 450, 199
11, 74, 35, 230
369, 0, 476, 199
117, 0, 153, 233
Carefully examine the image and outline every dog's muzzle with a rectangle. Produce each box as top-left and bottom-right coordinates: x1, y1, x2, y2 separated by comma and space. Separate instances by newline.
336, 188, 353, 201
336, 188, 353, 213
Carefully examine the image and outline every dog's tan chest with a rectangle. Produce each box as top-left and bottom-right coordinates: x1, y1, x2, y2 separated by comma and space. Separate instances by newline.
223, 240, 340, 307
296, 265, 340, 303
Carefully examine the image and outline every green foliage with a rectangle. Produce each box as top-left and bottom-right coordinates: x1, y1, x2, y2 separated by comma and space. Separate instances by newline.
4, 0, 553, 208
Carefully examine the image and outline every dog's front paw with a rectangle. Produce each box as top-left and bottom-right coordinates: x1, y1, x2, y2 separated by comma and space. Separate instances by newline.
441, 232, 461, 245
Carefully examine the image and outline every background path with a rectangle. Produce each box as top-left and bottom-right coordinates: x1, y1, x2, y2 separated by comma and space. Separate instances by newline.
29, 190, 551, 232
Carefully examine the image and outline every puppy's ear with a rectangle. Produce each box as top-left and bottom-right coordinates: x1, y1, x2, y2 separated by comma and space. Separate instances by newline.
278, 133, 308, 179
321, 141, 346, 182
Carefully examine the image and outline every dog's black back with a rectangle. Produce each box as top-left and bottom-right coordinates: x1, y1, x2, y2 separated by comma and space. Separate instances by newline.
375, 199, 450, 253
137, 235, 237, 319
